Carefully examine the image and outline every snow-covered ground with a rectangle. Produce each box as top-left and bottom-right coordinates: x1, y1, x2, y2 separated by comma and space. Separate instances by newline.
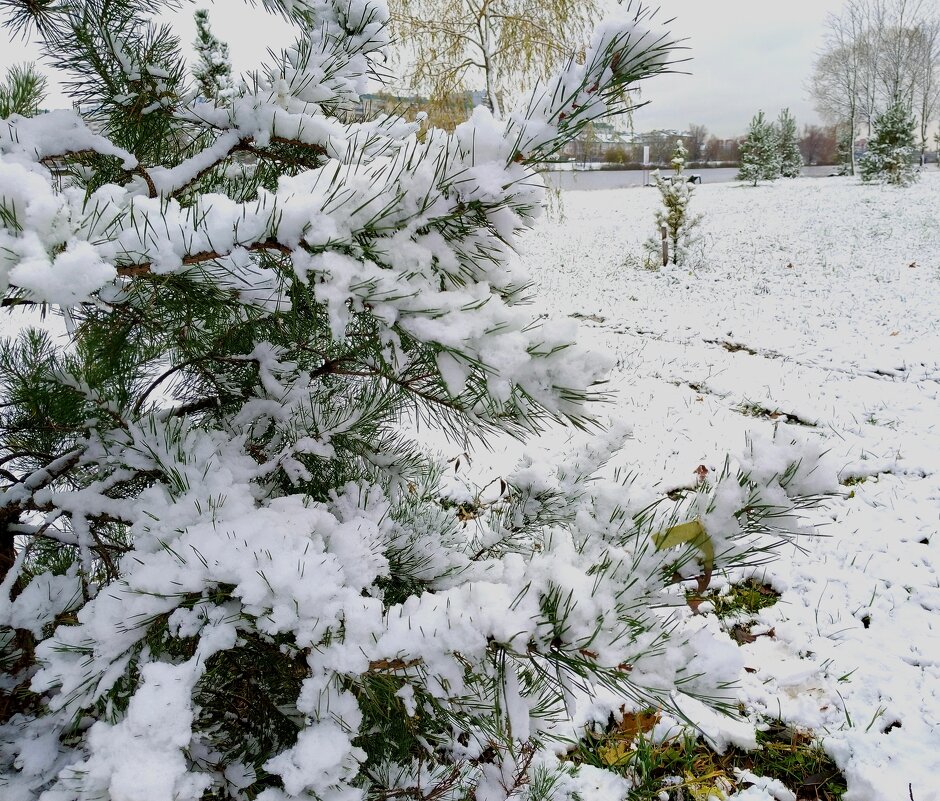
516, 172, 940, 801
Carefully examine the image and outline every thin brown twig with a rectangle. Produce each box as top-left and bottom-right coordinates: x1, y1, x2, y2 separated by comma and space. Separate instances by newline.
116, 239, 293, 278
133, 165, 157, 198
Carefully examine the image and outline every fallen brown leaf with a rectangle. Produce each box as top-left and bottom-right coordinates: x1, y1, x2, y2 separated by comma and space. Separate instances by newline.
615, 709, 661, 741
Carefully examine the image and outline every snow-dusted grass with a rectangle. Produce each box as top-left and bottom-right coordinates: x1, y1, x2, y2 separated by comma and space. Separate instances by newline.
517, 173, 940, 801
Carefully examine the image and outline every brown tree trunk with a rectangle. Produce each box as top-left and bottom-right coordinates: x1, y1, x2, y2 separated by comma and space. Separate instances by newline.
0, 513, 18, 587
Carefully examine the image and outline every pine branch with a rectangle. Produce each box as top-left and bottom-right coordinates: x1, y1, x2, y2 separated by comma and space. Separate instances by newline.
0, 449, 82, 514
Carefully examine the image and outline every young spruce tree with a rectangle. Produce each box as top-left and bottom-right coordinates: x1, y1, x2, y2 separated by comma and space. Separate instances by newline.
737, 110, 781, 185
859, 100, 918, 185
776, 108, 802, 178
0, 2, 833, 799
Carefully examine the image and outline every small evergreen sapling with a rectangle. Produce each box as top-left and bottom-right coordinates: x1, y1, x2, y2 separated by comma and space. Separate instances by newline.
860, 100, 918, 185
837, 125, 856, 176
737, 110, 781, 186
776, 108, 802, 178
0, 1, 834, 799
192, 8, 233, 103
644, 139, 702, 267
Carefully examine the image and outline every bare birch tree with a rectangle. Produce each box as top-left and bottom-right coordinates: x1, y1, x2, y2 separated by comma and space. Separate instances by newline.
869, 0, 929, 108
911, 16, 940, 162
810, 0, 867, 173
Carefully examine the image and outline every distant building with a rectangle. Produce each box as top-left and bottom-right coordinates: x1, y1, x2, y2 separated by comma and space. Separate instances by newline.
559, 122, 636, 163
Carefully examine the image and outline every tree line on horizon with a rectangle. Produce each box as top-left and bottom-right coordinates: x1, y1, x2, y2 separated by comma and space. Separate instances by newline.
584, 121, 846, 169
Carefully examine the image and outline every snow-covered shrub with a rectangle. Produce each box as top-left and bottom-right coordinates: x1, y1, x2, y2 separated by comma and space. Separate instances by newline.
644, 139, 702, 267
859, 100, 918, 185
0, 2, 832, 799
737, 111, 781, 186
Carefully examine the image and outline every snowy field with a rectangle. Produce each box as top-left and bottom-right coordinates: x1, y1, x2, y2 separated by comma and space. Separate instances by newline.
508, 172, 940, 800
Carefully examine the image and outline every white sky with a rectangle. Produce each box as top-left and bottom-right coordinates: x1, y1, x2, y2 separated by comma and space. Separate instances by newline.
632, 0, 844, 136
0, 0, 846, 138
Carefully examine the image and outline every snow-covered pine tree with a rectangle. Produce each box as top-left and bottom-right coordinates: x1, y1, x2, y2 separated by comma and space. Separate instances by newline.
859, 100, 918, 185
192, 8, 233, 103
0, 2, 834, 799
776, 107, 802, 178
0, 62, 47, 118
737, 110, 781, 185
644, 139, 702, 267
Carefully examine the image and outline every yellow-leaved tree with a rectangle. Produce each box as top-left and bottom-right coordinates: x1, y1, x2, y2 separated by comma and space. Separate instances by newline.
388, 0, 601, 121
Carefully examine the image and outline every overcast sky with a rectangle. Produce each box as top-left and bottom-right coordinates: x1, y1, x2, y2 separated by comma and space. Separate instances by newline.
632, 0, 845, 136
0, 0, 846, 137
